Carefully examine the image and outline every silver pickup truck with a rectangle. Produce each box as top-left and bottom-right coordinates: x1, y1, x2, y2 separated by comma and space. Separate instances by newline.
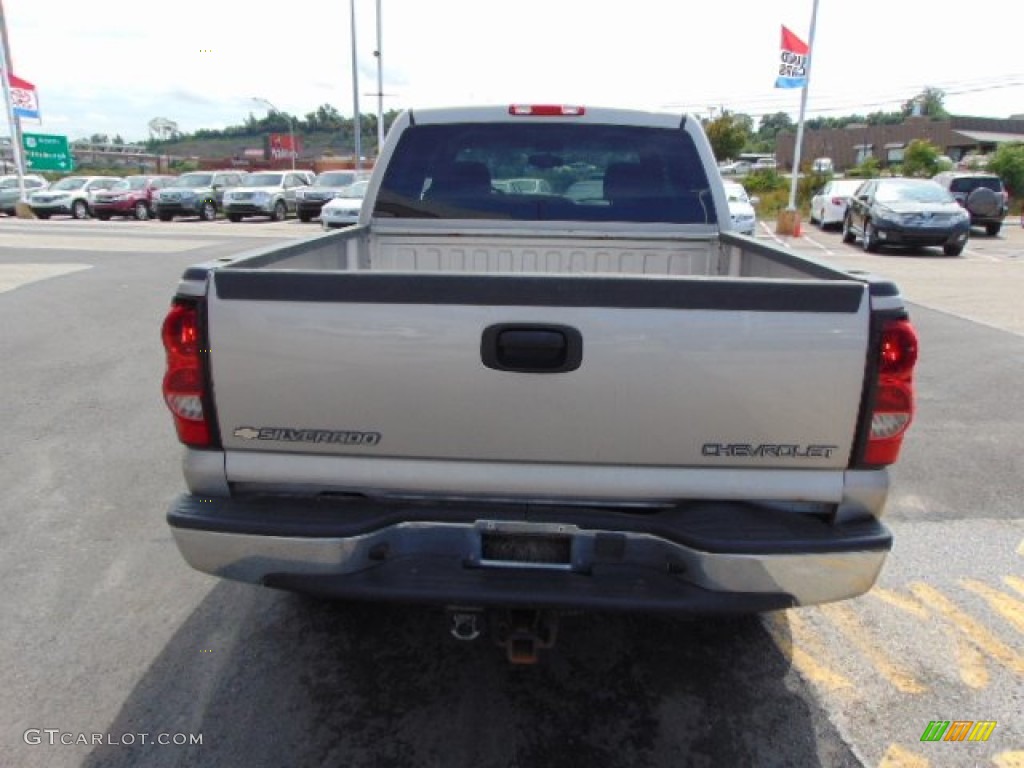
162, 105, 918, 661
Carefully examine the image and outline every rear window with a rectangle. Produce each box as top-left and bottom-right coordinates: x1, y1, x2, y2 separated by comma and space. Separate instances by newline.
949, 176, 1003, 194
374, 122, 716, 224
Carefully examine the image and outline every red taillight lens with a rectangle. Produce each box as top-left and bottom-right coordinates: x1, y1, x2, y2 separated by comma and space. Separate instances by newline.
831, 197, 842, 205
879, 319, 918, 376
161, 302, 212, 447
864, 319, 918, 466
508, 104, 586, 116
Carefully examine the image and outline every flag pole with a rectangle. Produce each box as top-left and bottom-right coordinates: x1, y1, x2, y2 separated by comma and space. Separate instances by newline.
0, 0, 28, 212
786, 0, 820, 213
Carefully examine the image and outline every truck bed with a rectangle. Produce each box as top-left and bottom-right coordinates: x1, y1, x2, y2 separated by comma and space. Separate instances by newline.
220, 223, 846, 282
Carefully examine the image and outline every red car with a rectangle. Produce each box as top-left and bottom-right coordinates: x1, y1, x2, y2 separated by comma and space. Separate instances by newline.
92, 175, 176, 221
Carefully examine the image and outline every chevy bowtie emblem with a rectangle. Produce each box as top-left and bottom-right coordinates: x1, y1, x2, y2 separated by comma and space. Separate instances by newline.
233, 427, 260, 440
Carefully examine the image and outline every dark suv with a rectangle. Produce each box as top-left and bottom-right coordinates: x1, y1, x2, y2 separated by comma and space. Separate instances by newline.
932, 172, 1008, 236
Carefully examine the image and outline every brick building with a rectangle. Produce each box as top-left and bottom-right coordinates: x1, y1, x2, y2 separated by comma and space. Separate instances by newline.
775, 115, 1024, 172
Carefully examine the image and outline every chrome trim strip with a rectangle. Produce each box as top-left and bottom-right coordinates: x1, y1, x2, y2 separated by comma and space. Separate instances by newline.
224, 452, 854, 506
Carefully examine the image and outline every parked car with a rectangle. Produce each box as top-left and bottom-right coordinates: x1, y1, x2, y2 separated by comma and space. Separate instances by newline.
718, 160, 752, 176
223, 171, 310, 222
752, 157, 777, 171
0, 174, 48, 215
91, 175, 176, 221
810, 179, 863, 230
721, 180, 757, 235
319, 180, 369, 229
154, 170, 248, 222
491, 178, 553, 194
295, 170, 372, 222
931, 171, 1008, 236
811, 157, 834, 174
842, 177, 970, 256
28, 175, 122, 219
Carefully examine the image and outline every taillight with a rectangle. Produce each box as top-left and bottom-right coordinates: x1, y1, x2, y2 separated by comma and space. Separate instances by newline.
831, 197, 842, 205
864, 319, 918, 465
161, 301, 212, 447
508, 104, 585, 116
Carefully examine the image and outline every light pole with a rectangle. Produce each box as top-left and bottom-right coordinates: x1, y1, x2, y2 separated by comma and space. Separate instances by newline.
350, 0, 362, 171
375, 0, 384, 154
252, 96, 296, 170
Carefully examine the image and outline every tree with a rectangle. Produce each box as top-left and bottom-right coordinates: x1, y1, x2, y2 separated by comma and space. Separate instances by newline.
901, 139, 941, 177
848, 156, 881, 179
731, 113, 755, 135
866, 111, 903, 126
757, 112, 794, 143
987, 142, 1024, 195
901, 87, 948, 119
704, 112, 748, 161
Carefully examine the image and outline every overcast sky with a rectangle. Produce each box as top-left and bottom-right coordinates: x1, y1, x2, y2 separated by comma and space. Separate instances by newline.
2, 0, 1022, 142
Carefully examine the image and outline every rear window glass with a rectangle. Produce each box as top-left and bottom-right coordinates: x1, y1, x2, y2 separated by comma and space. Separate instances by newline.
949, 177, 1002, 193
374, 122, 716, 224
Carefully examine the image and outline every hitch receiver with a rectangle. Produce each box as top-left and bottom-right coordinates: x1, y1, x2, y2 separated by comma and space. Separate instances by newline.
491, 609, 559, 665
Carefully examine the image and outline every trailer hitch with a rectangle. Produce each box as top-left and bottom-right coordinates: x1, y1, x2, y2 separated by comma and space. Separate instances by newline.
491, 608, 559, 665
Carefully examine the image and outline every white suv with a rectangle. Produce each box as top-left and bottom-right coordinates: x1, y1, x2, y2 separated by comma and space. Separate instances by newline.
28, 176, 122, 219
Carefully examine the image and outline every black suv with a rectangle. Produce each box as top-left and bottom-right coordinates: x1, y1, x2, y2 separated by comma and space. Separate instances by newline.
932, 172, 1008, 236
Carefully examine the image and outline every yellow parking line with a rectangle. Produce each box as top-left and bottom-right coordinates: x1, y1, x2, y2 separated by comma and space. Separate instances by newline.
954, 635, 990, 689
961, 579, 1024, 635
908, 582, 1024, 676
819, 603, 926, 693
1005, 575, 1024, 598
878, 743, 930, 768
870, 587, 930, 620
1017, 539, 1024, 556
763, 612, 853, 692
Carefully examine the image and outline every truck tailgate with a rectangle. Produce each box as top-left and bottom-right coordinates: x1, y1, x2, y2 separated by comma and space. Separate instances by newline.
207, 270, 869, 475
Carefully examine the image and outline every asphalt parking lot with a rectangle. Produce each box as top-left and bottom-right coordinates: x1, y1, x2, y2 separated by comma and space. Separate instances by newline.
761, 214, 1024, 336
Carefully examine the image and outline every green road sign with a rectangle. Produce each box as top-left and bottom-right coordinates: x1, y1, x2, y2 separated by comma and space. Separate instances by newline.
22, 133, 73, 172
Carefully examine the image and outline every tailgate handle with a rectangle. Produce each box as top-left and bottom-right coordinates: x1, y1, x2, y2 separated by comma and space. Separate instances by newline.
481, 324, 583, 373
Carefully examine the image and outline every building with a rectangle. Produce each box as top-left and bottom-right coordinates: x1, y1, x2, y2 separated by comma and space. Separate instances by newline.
775, 116, 1024, 172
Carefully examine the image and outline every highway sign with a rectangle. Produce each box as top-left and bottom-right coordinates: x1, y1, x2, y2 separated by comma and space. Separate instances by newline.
22, 133, 73, 172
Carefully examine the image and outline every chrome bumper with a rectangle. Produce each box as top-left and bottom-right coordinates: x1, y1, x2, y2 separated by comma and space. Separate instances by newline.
168, 494, 890, 611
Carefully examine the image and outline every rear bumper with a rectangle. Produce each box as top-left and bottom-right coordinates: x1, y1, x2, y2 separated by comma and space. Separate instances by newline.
968, 212, 1007, 227
168, 493, 892, 613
